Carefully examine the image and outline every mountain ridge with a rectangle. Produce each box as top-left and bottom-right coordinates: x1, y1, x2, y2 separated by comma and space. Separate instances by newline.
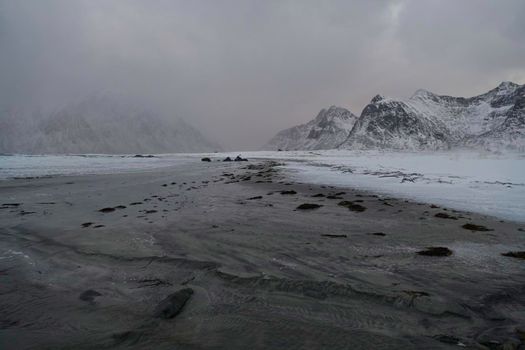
341, 81, 524, 150
265, 81, 525, 152
0, 95, 221, 154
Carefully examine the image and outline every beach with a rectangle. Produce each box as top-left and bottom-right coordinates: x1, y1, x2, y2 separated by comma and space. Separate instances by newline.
1, 157, 524, 349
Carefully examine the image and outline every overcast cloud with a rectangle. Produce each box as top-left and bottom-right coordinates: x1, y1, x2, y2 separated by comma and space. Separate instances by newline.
1, 0, 524, 149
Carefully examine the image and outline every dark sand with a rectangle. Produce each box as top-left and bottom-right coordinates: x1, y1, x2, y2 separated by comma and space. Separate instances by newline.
0, 159, 524, 349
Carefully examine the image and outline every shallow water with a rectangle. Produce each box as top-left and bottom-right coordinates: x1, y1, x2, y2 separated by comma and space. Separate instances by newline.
0, 154, 192, 180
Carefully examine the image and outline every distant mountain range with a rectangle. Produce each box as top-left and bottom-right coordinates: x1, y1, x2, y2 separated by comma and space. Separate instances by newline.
0, 95, 221, 154
264, 82, 525, 151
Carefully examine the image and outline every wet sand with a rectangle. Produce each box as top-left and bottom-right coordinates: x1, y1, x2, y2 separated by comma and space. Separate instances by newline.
0, 159, 524, 349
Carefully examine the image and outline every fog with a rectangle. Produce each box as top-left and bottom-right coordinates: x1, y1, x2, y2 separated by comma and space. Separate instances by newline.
1, 0, 524, 150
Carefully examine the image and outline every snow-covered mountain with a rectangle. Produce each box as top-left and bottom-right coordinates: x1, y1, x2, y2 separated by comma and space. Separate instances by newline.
0, 95, 221, 154
341, 81, 525, 151
263, 106, 358, 150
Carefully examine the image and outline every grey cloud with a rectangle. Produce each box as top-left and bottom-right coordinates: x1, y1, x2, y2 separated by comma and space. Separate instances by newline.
1, 0, 524, 149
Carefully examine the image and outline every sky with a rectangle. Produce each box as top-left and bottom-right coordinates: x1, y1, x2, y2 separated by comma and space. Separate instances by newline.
1, 0, 525, 150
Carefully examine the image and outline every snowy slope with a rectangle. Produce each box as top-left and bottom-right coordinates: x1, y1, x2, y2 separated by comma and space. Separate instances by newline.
341, 82, 525, 151
263, 106, 358, 150
342, 94, 452, 150
0, 95, 221, 154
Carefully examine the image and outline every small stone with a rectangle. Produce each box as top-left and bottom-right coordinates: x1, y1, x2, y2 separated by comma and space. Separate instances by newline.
434, 212, 458, 220
280, 190, 297, 195
368, 232, 386, 236
338, 201, 366, 212
296, 203, 323, 210
462, 223, 493, 231
417, 247, 453, 256
79, 289, 102, 302
501, 251, 525, 259
153, 288, 194, 319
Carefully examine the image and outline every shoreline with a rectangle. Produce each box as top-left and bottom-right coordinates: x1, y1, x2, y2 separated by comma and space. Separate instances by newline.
3, 150, 524, 223
1, 159, 524, 349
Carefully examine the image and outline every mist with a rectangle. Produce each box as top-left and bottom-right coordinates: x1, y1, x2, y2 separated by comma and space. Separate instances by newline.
1, 0, 524, 150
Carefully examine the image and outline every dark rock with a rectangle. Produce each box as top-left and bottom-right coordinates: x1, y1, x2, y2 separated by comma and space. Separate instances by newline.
153, 288, 194, 319
223, 157, 232, 162
145, 210, 157, 214
81, 222, 93, 228
114, 205, 127, 209
326, 195, 342, 199
93, 224, 105, 228
434, 212, 458, 220
296, 203, 323, 210
130, 202, 143, 205
368, 232, 386, 236
234, 155, 248, 161
99, 207, 115, 213
501, 251, 525, 259
134, 154, 155, 158
280, 190, 297, 195
417, 247, 453, 256
462, 223, 493, 231
311, 193, 325, 197
247, 196, 263, 200
338, 201, 366, 212
201, 157, 211, 162
79, 289, 102, 302
19, 211, 36, 215
321, 234, 347, 238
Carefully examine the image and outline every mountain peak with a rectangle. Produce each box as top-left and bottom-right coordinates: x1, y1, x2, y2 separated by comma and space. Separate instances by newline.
497, 81, 518, 89
315, 105, 354, 123
263, 105, 357, 150
370, 94, 385, 103
494, 81, 519, 96
411, 89, 435, 99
